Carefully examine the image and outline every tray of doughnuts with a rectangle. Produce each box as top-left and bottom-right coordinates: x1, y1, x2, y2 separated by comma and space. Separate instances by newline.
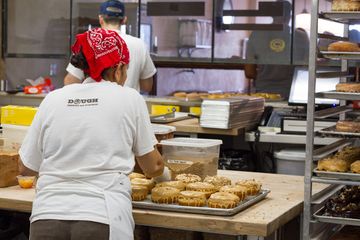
130, 173, 270, 216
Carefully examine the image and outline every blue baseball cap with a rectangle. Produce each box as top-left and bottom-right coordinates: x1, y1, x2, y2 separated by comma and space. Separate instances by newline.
99, 0, 125, 17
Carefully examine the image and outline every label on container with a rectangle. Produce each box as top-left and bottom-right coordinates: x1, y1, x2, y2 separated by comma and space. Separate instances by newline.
167, 159, 193, 165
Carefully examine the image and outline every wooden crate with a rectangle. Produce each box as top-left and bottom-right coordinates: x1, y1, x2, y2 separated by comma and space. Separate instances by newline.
0, 151, 20, 187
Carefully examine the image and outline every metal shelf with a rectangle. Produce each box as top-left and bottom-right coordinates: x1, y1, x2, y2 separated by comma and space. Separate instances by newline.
316, 91, 360, 100
320, 11, 360, 24
314, 207, 360, 227
312, 139, 352, 160
314, 105, 352, 119
321, 51, 360, 60
312, 176, 360, 186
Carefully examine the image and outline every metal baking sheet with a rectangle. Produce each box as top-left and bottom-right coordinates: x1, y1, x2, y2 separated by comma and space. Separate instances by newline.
316, 91, 360, 101
150, 112, 192, 123
318, 125, 360, 137
321, 12, 360, 24
132, 189, 270, 216
321, 51, 360, 60
314, 207, 360, 226
314, 169, 360, 181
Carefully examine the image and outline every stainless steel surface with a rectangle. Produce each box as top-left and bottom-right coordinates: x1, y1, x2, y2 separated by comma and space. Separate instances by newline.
150, 112, 192, 123
312, 139, 353, 160
318, 125, 360, 137
245, 132, 340, 145
314, 169, 360, 181
312, 176, 360, 186
314, 105, 352, 119
303, 0, 320, 239
321, 51, 360, 60
311, 186, 342, 205
320, 12, 360, 24
132, 189, 270, 216
313, 207, 360, 226
316, 91, 360, 101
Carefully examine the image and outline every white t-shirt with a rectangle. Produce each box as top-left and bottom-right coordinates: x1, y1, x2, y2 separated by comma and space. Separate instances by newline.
67, 30, 156, 92
19, 78, 157, 224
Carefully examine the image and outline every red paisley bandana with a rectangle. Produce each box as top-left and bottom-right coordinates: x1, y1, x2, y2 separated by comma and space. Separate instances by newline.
71, 28, 129, 82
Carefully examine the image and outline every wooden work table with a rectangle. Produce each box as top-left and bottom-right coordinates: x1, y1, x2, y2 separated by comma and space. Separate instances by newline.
167, 118, 244, 136
0, 171, 329, 237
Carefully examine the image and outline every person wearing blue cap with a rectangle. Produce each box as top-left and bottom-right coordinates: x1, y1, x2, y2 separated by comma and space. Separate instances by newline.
64, 0, 156, 94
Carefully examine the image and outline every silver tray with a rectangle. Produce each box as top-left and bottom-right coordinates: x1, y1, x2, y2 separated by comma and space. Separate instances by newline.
318, 125, 360, 137
321, 51, 360, 60
314, 169, 360, 181
316, 90, 360, 101
132, 189, 270, 216
314, 207, 360, 226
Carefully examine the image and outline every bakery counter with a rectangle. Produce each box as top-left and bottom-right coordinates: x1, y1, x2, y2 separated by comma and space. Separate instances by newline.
0, 171, 330, 237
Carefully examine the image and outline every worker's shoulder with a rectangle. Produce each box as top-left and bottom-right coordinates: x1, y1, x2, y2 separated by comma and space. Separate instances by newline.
121, 34, 147, 48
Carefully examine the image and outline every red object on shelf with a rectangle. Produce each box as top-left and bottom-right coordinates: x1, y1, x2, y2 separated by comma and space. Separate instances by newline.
353, 101, 360, 109
24, 86, 43, 94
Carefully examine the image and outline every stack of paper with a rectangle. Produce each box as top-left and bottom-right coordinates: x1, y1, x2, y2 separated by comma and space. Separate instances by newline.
200, 96, 265, 129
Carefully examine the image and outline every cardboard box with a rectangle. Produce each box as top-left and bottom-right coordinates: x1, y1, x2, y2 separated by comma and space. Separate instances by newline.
0, 151, 20, 187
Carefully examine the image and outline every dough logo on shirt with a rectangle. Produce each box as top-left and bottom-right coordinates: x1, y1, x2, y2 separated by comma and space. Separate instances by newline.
269, 39, 285, 52
67, 98, 99, 107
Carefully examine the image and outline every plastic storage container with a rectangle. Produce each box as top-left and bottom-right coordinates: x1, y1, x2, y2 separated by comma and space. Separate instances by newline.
152, 124, 176, 154
160, 137, 222, 180
274, 149, 305, 176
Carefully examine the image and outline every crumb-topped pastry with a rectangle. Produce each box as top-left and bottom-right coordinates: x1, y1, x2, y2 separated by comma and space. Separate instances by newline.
175, 173, 202, 184
336, 83, 360, 93
335, 146, 360, 162
328, 41, 360, 52
351, 160, 360, 173
131, 178, 155, 193
207, 192, 240, 209
129, 172, 146, 180
151, 187, 180, 204
156, 181, 186, 191
235, 179, 262, 196
317, 157, 350, 172
336, 120, 360, 132
186, 182, 216, 198
219, 185, 247, 201
131, 185, 148, 201
332, 0, 360, 11
178, 191, 207, 207
203, 176, 231, 190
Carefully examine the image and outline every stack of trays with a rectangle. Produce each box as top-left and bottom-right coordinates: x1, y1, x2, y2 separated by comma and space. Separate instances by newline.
200, 96, 265, 129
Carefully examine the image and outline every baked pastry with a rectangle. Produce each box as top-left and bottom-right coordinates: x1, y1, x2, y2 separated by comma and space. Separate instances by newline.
324, 186, 360, 219
131, 185, 148, 201
178, 191, 207, 207
328, 41, 360, 52
335, 146, 360, 161
203, 176, 232, 191
336, 120, 360, 132
336, 83, 360, 93
131, 178, 155, 193
173, 92, 186, 98
350, 160, 360, 173
332, 0, 360, 11
235, 179, 262, 196
175, 174, 202, 184
207, 192, 240, 209
151, 187, 180, 204
129, 172, 146, 180
186, 92, 201, 100
185, 182, 216, 198
219, 185, 247, 201
317, 157, 350, 172
155, 181, 186, 191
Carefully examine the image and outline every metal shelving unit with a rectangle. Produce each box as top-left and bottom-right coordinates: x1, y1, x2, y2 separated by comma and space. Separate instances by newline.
303, 3, 360, 239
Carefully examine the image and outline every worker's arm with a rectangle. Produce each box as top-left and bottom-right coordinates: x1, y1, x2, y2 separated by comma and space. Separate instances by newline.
139, 77, 154, 93
136, 148, 164, 178
64, 73, 81, 86
18, 159, 38, 176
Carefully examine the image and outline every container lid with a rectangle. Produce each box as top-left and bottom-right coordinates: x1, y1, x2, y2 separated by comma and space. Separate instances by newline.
151, 124, 176, 134
160, 137, 222, 147
274, 149, 306, 161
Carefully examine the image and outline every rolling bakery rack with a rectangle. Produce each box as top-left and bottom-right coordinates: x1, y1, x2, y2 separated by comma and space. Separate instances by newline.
303, 1, 360, 239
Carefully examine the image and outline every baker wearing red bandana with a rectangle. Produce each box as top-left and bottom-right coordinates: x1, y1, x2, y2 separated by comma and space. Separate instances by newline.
19, 28, 164, 240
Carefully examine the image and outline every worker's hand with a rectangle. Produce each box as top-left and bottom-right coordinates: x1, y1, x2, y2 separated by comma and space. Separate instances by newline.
153, 166, 171, 183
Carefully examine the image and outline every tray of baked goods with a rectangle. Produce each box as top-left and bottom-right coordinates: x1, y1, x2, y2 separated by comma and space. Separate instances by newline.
315, 146, 360, 181
313, 186, 360, 226
320, 40, 360, 59
130, 173, 270, 216
320, 51, 360, 60
318, 119, 360, 137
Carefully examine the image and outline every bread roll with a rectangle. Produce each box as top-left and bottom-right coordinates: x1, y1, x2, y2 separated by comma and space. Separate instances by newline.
328, 41, 360, 52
